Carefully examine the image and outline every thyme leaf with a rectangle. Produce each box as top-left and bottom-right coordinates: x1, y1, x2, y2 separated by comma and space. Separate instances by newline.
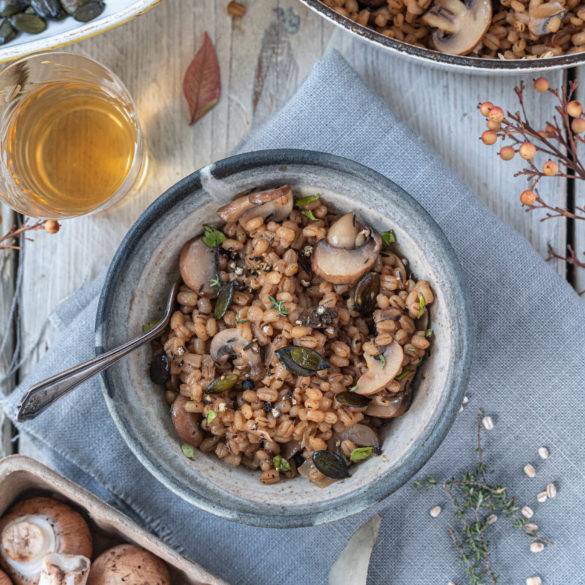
381, 230, 397, 248
202, 225, 226, 248
269, 295, 288, 316
295, 194, 320, 208
273, 455, 291, 472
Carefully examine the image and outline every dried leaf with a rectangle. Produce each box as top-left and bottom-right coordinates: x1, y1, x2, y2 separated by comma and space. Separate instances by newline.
328, 515, 381, 585
183, 32, 221, 125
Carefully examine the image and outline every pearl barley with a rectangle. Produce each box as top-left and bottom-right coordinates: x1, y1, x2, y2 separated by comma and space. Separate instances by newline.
530, 541, 545, 553
430, 506, 442, 518
546, 482, 557, 498
538, 447, 550, 459
526, 577, 542, 585
522, 506, 534, 518
524, 464, 536, 478
482, 415, 495, 430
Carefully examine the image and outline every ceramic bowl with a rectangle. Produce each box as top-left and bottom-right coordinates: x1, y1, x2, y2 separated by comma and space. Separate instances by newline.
0, 0, 159, 64
96, 149, 471, 528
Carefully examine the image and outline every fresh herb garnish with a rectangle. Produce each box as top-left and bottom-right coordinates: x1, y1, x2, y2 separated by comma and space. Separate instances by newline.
413, 475, 437, 489
209, 274, 222, 291
202, 225, 226, 248
181, 444, 195, 459
375, 354, 386, 367
295, 194, 320, 208
269, 295, 288, 316
395, 368, 413, 381
381, 230, 397, 248
349, 383, 358, 392
142, 319, 159, 333
235, 312, 248, 324
417, 293, 426, 318
350, 446, 374, 462
206, 410, 217, 424
302, 210, 317, 221
273, 455, 291, 472
425, 328, 433, 338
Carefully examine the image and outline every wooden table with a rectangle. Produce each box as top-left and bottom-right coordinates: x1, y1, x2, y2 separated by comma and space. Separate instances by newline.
0, 0, 582, 456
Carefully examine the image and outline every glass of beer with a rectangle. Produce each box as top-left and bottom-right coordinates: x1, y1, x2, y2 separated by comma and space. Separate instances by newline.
0, 52, 145, 218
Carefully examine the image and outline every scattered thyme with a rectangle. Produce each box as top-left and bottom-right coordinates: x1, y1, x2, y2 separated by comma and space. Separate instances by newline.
295, 194, 320, 208
350, 447, 374, 462
142, 319, 159, 333
413, 475, 438, 489
209, 274, 222, 291
235, 312, 248, 324
395, 368, 413, 381
381, 230, 397, 248
202, 225, 226, 248
417, 293, 426, 318
181, 444, 195, 459
207, 410, 217, 424
269, 295, 288, 316
302, 210, 317, 221
375, 354, 386, 367
349, 383, 358, 392
425, 328, 433, 338
273, 455, 291, 472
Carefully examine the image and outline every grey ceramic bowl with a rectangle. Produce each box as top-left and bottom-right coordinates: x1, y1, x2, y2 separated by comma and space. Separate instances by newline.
96, 149, 471, 528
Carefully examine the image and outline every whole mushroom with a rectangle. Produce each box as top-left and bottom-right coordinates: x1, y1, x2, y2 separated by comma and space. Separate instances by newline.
179, 237, 217, 297
38, 554, 90, 585
171, 395, 203, 447
0, 497, 92, 585
0, 569, 12, 585
421, 0, 492, 55
312, 213, 382, 285
87, 545, 170, 585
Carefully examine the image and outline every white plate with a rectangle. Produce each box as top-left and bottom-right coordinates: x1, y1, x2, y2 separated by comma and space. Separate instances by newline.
0, 0, 160, 63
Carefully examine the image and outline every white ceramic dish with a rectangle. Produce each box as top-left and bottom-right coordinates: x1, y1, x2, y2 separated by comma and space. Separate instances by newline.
0, 0, 159, 63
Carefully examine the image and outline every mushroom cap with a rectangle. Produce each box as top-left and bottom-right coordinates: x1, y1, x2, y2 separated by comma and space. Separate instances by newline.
326, 213, 359, 249
216, 186, 293, 225
422, 0, 492, 55
312, 232, 382, 285
209, 328, 263, 379
0, 497, 92, 585
179, 237, 216, 296
336, 424, 380, 448
38, 554, 90, 585
354, 341, 404, 396
87, 545, 170, 585
0, 569, 13, 585
171, 395, 203, 447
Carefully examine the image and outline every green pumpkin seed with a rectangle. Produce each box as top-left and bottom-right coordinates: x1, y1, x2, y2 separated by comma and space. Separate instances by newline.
0, 18, 16, 43
336, 391, 370, 408
214, 281, 234, 320
206, 373, 239, 394
31, 0, 63, 18
350, 446, 374, 463
276, 346, 329, 376
10, 11, 46, 32
0, 0, 29, 17
312, 450, 350, 479
353, 272, 380, 316
73, 0, 104, 22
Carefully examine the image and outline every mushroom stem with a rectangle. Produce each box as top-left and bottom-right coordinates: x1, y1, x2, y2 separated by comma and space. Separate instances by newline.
38, 554, 90, 585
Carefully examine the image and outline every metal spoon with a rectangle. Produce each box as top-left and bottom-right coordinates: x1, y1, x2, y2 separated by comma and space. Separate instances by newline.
17, 281, 180, 422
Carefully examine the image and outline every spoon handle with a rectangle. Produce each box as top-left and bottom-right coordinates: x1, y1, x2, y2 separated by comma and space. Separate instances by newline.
17, 323, 165, 422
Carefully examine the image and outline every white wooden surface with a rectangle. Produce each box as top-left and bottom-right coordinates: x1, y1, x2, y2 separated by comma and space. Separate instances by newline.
0, 0, 580, 457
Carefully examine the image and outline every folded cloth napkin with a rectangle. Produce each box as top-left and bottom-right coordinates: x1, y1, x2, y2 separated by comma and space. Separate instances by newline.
4, 50, 585, 585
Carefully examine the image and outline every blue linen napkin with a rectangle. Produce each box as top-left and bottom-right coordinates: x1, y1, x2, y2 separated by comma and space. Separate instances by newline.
3, 50, 585, 585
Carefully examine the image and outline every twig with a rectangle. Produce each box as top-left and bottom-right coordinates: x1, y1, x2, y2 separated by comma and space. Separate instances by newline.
0, 218, 59, 251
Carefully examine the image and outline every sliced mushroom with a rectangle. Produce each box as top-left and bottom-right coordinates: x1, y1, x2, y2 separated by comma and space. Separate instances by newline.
38, 554, 90, 585
422, 0, 492, 56
0, 569, 12, 585
209, 328, 263, 379
366, 390, 412, 419
179, 237, 216, 296
217, 186, 293, 225
280, 440, 301, 460
0, 497, 92, 585
354, 341, 403, 396
527, 0, 565, 36
171, 395, 203, 447
312, 216, 382, 285
337, 424, 380, 448
87, 545, 170, 585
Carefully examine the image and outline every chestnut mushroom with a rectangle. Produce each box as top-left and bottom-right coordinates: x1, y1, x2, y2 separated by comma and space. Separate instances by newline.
312, 214, 382, 285
527, 0, 565, 36
179, 237, 216, 296
366, 390, 412, 419
0, 569, 12, 585
171, 395, 203, 447
0, 497, 92, 585
421, 0, 492, 56
87, 545, 170, 585
209, 328, 263, 379
354, 341, 404, 396
216, 186, 293, 225
38, 554, 90, 585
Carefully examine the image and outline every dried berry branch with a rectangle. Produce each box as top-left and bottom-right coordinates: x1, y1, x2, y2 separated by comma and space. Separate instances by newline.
0, 219, 60, 251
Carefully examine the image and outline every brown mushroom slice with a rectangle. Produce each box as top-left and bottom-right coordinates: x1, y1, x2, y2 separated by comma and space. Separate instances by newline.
209, 328, 263, 379
366, 391, 412, 419
87, 545, 170, 585
422, 0, 492, 56
312, 232, 382, 285
238, 186, 293, 226
0, 497, 92, 585
171, 395, 203, 447
354, 341, 404, 396
179, 237, 216, 296
0, 569, 12, 585
527, 0, 564, 36
326, 213, 359, 249
280, 440, 302, 460
38, 554, 90, 585
337, 424, 380, 448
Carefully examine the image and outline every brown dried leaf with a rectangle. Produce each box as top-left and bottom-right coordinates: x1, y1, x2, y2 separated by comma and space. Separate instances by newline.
183, 32, 221, 125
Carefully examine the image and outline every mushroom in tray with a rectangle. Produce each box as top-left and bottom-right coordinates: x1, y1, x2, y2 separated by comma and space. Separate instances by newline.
0, 497, 92, 585
217, 185, 293, 225
311, 213, 382, 285
38, 554, 90, 585
87, 545, 170, 585
421, 0, 492, 56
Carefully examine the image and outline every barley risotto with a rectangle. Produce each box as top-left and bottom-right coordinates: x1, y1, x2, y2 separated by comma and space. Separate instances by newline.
150, 185, 435, 486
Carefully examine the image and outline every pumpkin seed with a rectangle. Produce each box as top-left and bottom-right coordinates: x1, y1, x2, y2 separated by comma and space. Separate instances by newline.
206, 373, 239, 394
73, 0, 104, 22
353, 272, 380, 316
336, 391, 370, 408
0, 0, 29, 17
31, 0, 63, 18
276, 346, 329, 376
214, 281, 234, 320
149, 353, 170, 385
298, 245, 313, 274
312, 450, 350, 479
0, 17, 16, 43
10, 11, 45, 32
60, 0, 84, 15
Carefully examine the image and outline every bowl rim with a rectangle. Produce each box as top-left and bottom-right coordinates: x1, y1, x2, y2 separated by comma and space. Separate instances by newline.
299, 0, 585, 72
96, 148, 472, 527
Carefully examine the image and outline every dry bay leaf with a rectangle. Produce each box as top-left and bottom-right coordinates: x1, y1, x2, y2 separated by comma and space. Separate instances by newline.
183, 32, 221, 125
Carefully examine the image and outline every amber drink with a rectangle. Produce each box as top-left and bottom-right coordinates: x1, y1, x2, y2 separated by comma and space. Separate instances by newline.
0, 52, 144, 218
